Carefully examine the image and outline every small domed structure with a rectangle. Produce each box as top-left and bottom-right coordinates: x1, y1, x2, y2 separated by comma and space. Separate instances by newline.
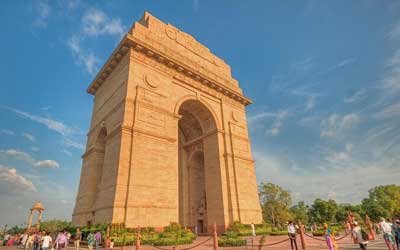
31, 201, 45, 211
26, 201, 45, 233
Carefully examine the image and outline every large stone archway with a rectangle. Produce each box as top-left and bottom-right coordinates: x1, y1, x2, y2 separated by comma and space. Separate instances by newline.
72, 12, 262, 233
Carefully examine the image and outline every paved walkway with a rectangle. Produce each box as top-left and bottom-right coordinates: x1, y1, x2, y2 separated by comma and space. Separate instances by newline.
0, 235, 390, 250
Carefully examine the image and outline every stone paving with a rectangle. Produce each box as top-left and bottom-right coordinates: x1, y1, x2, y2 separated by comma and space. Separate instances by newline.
0, 235, 390, 250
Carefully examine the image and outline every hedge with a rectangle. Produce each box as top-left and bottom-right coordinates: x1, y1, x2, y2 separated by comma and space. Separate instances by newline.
218, 237, 246, 247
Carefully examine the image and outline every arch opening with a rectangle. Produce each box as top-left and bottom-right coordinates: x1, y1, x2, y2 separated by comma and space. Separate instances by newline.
178, 100, 219, 234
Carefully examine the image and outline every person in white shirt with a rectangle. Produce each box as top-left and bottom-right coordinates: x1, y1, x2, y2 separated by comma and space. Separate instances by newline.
41, 232, 52, 250
380, 218, 396, 250
250, 222, 256, 236
351, 221, 368, 250
287, 221, 298, 250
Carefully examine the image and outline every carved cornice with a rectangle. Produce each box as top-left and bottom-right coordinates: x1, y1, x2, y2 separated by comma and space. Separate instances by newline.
87, 32, 252, 106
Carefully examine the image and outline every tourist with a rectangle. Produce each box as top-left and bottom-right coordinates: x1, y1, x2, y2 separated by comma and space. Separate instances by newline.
14, 234, 18, 246
55, 231, 67, 250
351, 221, 368, 250
311, 222, 317, 233
323, 223, 337, 250
379, 218, 396, 250
33, 232, 41, 250
87, 232, 95, 250
251, 222, 256, 236
41, 232, 52, 250
74, 228, 82, 250
6, 234, 14, 246
287, 221, 298, 250
26, 233, 34, 249
392, 219, 399, 250
65, 230, 71, 248
94, 230, 102, 250
109, 239, 114, 249
3, 233, 9, 246
21, 233, 28, 247
194, 225, 198, 235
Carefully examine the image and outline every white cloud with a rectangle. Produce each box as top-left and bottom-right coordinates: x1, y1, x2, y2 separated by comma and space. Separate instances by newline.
5, 106, 84, 154
6, 107, 77, 136
32, 0, 50, 29
382, 49, 400, 93
249, 109, 290, 136
344, 89, 367, 103
266, 110, 290, 136
63, 138, 85, 150
34, 160, 60, 169
314, 58, 356, 77
320, 113, 360, 138
31, 147, 40, 152
374, 101, 400, 119
22, 132, 36, 142
62, 149, 72, 156
290, 89, 322, 111
0, 129, 14, 135
82, 9, 125, 37
248, 111, 281, 124
66, 0, 80, 9
298, 116, 320, 126
67, 35, 99, 75
0, 165, 37, 193
0, 149, 60, 169
0, 149, 35, 164
67, 8, 126, 75
40, 106, 52, 111
323, 142, 354, 167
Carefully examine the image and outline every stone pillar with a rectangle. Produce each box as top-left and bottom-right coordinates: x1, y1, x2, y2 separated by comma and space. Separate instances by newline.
37, 211, 43, 230
365, 215, 375, 240
27, 210, 33, 230
213, 222, 219, 250
135, 225, 141, 250
298, 220, 307, 250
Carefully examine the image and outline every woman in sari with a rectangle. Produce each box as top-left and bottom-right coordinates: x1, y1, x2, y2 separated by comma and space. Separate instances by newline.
324, 223, 338, 250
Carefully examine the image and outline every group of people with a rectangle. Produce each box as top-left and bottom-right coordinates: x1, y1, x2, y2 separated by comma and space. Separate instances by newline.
379, 217, 400, 250
2, 229, 103, 250
284, 221, 366, 250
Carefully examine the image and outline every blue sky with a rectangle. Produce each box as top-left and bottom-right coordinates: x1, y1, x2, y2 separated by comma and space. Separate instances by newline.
1, 0, 400, 227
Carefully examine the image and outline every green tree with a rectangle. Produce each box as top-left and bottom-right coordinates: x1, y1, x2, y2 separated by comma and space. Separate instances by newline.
309, 199, 338, 224
290, 201, 309, 224
361, 185, 400, 221
7, 226, 25, 235
40, 220, 75, 234
259, 182, 292, 227
335, 203, 362, 223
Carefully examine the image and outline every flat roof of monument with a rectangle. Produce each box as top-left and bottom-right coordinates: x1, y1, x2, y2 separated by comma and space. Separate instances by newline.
87, 12, 252, 105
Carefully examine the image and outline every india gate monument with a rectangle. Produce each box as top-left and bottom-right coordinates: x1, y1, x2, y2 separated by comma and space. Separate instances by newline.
72, 12, 262, 233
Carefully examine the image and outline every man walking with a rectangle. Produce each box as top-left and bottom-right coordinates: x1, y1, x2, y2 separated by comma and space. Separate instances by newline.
251, 222, 256, 237
287, 221, 298, 250
380, 218, 396, 250
352, 221, 368, 250
74, 228, 82, 250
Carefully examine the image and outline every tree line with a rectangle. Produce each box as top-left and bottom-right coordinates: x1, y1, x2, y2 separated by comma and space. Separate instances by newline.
259, 182, 400, 227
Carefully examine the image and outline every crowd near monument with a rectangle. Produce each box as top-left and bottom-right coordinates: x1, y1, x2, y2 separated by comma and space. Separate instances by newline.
72, 12, 262, 233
